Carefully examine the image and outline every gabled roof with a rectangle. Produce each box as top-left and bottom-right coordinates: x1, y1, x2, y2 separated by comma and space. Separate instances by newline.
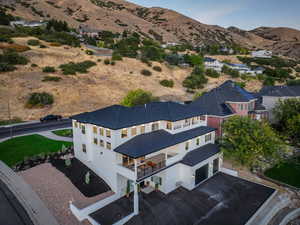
190, 80, 256, 116
181, 144, 220, 166
71, 101, 206, 130
114, 126, 215, 158
258, 85, 300, 97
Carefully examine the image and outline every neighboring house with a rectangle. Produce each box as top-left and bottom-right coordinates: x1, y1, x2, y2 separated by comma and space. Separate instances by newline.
251, 50, 272, 58
256, 85, 300, 121
204, 57, 224, 71
70, 102, 222, 217
225, 63, 264, 75
79, 25, 101, 38
220, 46, 234, 54
10, 20, 47, 27
190, 80, 268, 136
161, 42, 179, 48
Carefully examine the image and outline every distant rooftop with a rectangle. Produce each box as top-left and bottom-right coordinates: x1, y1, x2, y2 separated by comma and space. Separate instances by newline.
258, 85, 300, 97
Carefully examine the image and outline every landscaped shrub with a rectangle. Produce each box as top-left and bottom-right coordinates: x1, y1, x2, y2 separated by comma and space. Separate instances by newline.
26, 92, 54, 107
286, 79, 300, 86
153, 66, 162, 72
205, 68, 220, 78
141, 69, 152, 76
59, 60, 96, 75
104, 59, 110, 65
31, 63, 38, 67
0, 50, 29, 71
112, 52, 123, 61
85, 50, 94, 55
42, 76, 62, 82
42, 66, 56, 73
111, 61, 116, 66
160, 79, 174, 88
27, 39, 40, 46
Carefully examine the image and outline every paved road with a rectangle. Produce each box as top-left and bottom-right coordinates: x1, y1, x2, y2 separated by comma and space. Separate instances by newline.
0, 119, 72, 139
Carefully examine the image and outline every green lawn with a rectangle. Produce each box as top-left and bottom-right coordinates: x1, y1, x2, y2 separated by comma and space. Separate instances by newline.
52, 129, 73, 137
0, 134, 72, 167
264, 157, 300, 188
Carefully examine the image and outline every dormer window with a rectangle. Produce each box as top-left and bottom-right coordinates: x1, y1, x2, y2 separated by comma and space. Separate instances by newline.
196, 138, 200, 146
121, 129, 128, 138
106, 129, 111, 138
99, 127, 104, 136
131, 127, 137, 136
81, 125, 86, 134
152, 122, 159, 131
185, 141, 189, 151
166, 121, 172, 130
205, 133, 212, 143
93, 126, 97, 134
140, 125, 145, 134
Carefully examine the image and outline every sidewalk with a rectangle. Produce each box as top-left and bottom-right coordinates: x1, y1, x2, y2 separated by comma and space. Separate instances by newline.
38, 131, 73, 142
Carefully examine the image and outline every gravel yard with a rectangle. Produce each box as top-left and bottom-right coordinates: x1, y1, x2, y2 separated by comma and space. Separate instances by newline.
19, 163, 114, 225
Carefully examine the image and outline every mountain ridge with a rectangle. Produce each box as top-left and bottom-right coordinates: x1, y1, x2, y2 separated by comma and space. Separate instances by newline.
1, 0, 300, 58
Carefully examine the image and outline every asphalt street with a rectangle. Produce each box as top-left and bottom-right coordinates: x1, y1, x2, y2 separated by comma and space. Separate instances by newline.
0, 119, 72, 139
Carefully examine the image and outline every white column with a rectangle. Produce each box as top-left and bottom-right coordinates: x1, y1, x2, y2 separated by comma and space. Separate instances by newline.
134, 159, 138, 179
133, 183, 139, 215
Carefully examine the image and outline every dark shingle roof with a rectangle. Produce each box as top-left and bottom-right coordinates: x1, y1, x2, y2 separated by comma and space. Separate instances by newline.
204, 57, 217, 62
258, 86, 300, 97
114, 126, 215, 158
71, 102, 206, 130
181, 144, 220, 166
190, 80, 255, 116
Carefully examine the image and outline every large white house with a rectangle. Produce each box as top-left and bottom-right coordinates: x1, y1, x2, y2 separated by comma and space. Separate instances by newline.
70, 101, 222, 219
204, 57, 224, 71
251, 50, 272, 58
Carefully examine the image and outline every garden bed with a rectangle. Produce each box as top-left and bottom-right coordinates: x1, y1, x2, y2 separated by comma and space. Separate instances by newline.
50, 158, 111, 197
264, 157, 300, 188
52, 129, 73, 137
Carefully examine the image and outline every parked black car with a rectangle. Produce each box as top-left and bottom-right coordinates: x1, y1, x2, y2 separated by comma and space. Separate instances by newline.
40, 115, 62, 122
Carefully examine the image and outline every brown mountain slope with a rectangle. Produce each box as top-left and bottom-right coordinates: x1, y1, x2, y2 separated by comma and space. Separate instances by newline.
1, 0, 266, 48
1, 0, 300, 58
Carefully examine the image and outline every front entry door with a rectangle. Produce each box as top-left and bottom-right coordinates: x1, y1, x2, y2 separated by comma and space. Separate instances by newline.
195, 164, 209, 185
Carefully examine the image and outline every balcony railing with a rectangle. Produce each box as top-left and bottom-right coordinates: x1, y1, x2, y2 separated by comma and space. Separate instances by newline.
137, 160, 166, 179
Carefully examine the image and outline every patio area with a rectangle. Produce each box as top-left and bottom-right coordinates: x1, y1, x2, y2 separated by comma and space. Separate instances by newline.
19, 162, 113, 225
90, 172, 275, 225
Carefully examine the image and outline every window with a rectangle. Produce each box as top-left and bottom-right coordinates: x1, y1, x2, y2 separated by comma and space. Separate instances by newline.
131, 127, 137, 136
74, 121, 78, 128
152, 122, 159, 131
93, 126, 97, 134
196, 138, 200, 146
82, 144, 86, 153
240, 104, 244, 111
99, 127, 104, 136
100, 139, 104, 147
192, 117, 197, 125
185, 119, 191, 125
93, 138, 98, 144
121, 129, 128, 138
106, 129, 111, 138
81, 125, 86, 134
185, 141, 189, 151
205, 133, 212, 142
166, 121, 172, 130
140, 125, 145, 134
200, 116, 206, 121
106, 142, 111, 150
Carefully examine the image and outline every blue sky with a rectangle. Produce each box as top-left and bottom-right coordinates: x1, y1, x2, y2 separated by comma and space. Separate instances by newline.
128, 0, 300, 30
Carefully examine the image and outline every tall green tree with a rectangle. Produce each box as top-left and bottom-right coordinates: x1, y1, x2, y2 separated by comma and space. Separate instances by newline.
121, 89, 159, 107
273, 98, 300, 145
221, 116, 286, 168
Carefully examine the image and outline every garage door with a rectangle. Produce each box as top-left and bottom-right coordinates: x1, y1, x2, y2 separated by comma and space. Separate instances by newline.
195, 164, 209, 185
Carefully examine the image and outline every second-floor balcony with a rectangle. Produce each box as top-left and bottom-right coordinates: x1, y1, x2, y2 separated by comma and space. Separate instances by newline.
120, 153, 167, 179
